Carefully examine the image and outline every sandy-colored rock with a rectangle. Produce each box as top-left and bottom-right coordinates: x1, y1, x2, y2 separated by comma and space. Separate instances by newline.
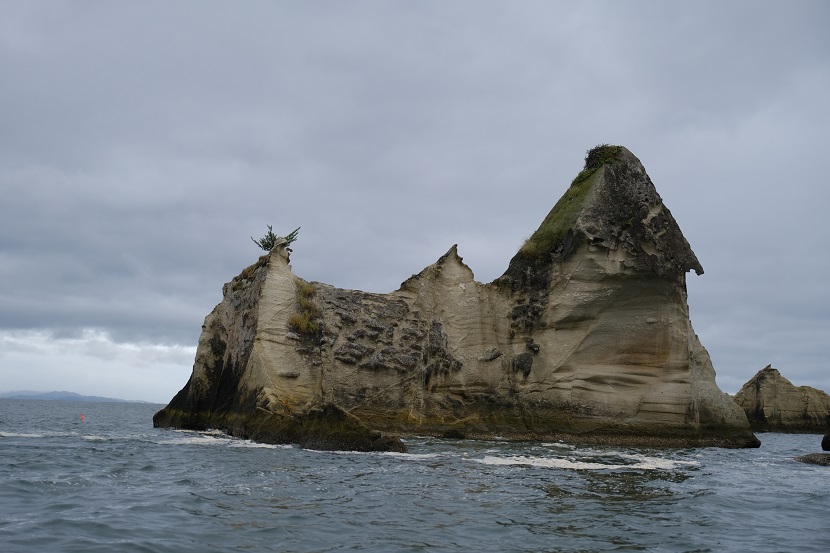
733, 365, 830, 433
154, 146, 758, 450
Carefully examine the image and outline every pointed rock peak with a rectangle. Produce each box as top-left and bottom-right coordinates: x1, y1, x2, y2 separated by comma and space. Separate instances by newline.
748, 365, 787, 383
398, 244, 475, 292
761, 364, 778, 374
434, 244, 475, 277
436, 244, 461, 264
501, 144, 703, 287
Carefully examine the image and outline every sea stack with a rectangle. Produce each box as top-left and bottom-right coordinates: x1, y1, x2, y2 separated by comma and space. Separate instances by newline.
154, 145, 759, 450
734, 365, 830, 432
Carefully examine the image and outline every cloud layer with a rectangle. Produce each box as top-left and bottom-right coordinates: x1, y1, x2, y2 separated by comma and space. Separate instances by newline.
2, 1, 828, 401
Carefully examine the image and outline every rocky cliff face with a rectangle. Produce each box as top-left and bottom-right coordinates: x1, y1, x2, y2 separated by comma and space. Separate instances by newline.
154, 145, 758, 450
733, 365, 830, 432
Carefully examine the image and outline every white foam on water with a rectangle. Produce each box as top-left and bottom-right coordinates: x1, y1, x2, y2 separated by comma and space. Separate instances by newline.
542, 442, 577, 450
326, 449, 441, 460
478, 455, 619, 470
477, 454, 698, 471
160, 431, 236, 446
159, 429, 292, 449
380, 451, 441, 460
619, 453, 700, 469
229, 440, 291, 450
0, 431, 45, 438
201, 429, 227, 437
0, 431, 82, 439
163, 435, 219, 446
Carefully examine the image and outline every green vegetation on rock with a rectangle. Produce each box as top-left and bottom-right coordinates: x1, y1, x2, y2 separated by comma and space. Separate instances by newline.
252, 225, 299, 251
583, 143, 622, 172
289, 280, 319, 334
518, 144, 621, 259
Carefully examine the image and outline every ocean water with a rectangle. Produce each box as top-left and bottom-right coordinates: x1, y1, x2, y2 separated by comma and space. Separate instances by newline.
1, 399, 828, 553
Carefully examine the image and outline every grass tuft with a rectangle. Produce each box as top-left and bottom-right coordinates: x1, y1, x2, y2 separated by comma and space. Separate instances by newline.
289, 281, 319, 334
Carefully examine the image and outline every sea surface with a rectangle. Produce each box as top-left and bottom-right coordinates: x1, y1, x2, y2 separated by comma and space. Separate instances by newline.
1, 399, 828, 552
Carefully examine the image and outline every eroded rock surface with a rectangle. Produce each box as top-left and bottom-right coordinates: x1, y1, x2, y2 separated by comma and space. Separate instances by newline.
154, 146, 758, 450
734, 365, 830, 433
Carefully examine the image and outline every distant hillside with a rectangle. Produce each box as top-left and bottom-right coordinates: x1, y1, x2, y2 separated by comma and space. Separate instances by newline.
0, 391, 150, 403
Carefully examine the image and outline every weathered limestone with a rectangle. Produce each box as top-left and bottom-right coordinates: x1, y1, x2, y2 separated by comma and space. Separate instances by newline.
733, 365, 830, 433
154, 145, 759, 450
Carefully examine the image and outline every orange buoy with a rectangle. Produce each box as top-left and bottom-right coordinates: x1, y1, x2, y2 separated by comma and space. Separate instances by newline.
80, 413, 85, 421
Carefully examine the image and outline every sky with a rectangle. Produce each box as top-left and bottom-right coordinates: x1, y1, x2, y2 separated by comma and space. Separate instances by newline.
1, 1, 828, 404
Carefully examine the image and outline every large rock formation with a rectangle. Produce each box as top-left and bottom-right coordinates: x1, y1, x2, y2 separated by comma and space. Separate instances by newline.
733, 365, 830, 432
154, 145, 758, 450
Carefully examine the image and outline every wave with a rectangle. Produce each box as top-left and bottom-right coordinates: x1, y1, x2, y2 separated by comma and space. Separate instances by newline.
325, 449, 442, 460
477, 453, 699, 471
0, 431, 46, 438
228, 440, 290, 449
1, 431, 79, 439
158, 429, 292, 449
541, 441, 578, 450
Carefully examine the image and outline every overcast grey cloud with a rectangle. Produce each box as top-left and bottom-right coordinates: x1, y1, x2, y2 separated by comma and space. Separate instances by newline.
1, 1, 828, 403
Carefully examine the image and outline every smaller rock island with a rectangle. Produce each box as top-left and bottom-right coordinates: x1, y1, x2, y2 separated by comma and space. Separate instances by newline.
734, 365, 830, 433
154, 145, 760, 451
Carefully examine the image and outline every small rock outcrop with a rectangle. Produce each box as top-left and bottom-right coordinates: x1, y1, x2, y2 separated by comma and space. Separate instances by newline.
734, 366, 830, 433
795, 453, 830, 466
154, 145, 759, 450
794, 433, 830, 466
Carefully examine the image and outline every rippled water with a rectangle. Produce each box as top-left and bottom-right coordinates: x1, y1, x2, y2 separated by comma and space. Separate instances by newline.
1, 399, 828, 552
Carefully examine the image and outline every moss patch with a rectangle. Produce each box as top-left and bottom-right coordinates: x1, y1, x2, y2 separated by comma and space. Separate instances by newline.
518, 144, 622, 259
518, 169, 597, 258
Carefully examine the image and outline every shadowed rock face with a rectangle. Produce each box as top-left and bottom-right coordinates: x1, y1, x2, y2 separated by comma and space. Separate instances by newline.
154, 146, 759, 450
734, 365, 830, 433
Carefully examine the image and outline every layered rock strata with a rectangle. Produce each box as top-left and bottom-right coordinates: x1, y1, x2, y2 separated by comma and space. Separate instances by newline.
734, 365, 830, 432
154, 145, 758, 450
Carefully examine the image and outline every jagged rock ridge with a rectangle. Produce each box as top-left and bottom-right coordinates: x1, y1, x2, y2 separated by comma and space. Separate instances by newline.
734, 365, 830, 432
154, 145, 758, 450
